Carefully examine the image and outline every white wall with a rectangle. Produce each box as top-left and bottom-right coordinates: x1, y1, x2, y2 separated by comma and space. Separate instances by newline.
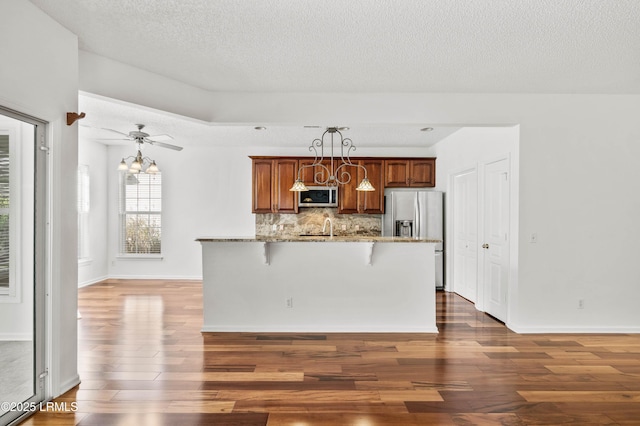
104, 143, 431, 279
82, 53, 640, 333
78, 139, 108, 286
0, 0, 79, 396
431, 127, 518, 192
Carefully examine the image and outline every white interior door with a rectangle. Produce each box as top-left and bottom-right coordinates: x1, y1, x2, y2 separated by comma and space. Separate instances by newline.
451, 168, 478, 302
482, 157, 510, 321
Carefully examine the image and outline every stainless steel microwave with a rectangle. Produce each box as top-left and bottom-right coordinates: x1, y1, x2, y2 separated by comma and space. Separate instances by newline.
298, 186, 338, 207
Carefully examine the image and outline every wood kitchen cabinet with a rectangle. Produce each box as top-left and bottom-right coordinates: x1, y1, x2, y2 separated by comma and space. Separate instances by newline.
384, 158, 436, 187
338, 159, 384, 214
251, 156, 436, 214
298, 158, 332, 186
251, 158, 298, 213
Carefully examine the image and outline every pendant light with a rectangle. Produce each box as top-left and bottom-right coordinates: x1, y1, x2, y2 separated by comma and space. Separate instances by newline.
289, 127, 375, 192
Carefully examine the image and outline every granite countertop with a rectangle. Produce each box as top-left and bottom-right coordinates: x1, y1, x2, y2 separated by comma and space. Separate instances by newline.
197, 236, 441, 243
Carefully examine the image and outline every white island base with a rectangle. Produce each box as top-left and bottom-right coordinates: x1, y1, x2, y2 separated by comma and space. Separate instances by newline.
198, 238, 438, 333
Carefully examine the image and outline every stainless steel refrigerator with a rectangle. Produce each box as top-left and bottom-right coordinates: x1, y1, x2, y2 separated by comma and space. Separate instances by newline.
382, 189, 444, 289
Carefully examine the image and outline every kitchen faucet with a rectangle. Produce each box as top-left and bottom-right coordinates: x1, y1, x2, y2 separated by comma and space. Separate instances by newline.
322, 217, 334, 237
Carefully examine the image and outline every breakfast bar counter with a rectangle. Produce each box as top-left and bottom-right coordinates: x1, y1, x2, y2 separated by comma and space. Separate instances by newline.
197, 237, 439, 333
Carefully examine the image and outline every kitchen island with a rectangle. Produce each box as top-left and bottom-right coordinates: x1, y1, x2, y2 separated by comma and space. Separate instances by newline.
197, 236, 439, 333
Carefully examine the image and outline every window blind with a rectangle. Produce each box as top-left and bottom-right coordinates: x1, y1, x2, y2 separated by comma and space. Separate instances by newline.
119, 172, 162, 254
0, 135, 9, 288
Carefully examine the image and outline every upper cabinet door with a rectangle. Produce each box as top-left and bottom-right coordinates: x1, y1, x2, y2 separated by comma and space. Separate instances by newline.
385, 158, 435, 187
384, 160, 411, 187
252, 159, 274, 213
409, 159, 436, 187
358, 159, 384, 214
337, 169, 359, 214
273, 159, 299, 213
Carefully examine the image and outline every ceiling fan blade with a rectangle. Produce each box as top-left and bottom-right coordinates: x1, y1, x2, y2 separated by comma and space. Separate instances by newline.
147, 134, 173, 142
101, 128, 131, 137
146, 139, 183, 151
97, 138, 130, 141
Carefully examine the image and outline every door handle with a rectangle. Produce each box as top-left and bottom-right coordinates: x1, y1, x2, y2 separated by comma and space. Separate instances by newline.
482, 243, 489, 249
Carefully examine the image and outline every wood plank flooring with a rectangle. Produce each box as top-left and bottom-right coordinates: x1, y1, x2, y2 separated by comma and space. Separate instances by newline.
20, 279, 640, 425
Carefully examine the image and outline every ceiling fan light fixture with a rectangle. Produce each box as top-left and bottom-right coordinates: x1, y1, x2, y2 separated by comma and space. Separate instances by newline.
129, 160, 142, 171
112, 124, 182, 173
117, 158, 129, 171
146, 160, 160, 174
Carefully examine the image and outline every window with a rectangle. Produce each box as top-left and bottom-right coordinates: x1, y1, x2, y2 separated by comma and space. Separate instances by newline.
0, 117, 33, 301
77, 164, 90, 262
119, 172, 162, 255
0, 135, 9, 290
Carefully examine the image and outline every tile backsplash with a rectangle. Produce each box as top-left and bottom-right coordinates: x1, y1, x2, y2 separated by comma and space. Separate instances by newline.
255, 208, 382, 237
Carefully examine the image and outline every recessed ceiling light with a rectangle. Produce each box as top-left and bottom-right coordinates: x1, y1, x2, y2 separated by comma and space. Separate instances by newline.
304, 125, 321, 128
254, 126, 266, 130
420, 127, 434, 132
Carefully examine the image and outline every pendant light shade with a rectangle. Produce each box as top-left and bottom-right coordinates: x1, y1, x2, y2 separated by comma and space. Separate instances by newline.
356, 177, 375, 191
289, 178, 308, 192
146, 160, 160, 174
118, 159, 129, 171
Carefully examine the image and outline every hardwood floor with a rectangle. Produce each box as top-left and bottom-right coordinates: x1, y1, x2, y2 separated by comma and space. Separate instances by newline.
20, 279, 640, 425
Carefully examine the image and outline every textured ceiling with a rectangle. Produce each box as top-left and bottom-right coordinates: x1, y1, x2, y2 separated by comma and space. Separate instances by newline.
28, 0, 640, 94
26, 0, 640, 148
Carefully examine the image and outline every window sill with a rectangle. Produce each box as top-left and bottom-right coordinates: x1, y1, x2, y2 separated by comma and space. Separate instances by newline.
116, 254, 164, 260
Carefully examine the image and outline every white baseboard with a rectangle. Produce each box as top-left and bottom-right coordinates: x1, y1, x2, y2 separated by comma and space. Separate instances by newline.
107, 275, 203, 281
0, 332, 32, 341
78, 275, 203, 287
508, 323, 640, 334
78, 275, 108, 288
201, 325, 440, 333
56, 374, 80, 397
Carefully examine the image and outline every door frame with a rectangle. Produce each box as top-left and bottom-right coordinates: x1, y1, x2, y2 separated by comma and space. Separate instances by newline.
447, 151, 519, 328
0, 106, 48, 426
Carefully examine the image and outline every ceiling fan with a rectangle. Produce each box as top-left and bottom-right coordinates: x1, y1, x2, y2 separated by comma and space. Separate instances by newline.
101, 124, 183, 151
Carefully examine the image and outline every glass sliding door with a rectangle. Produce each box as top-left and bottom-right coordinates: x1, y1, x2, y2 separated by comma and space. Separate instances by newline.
0, 107, 47, 426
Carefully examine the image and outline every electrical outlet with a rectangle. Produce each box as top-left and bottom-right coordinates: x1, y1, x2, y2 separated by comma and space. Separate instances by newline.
286, 297, 293, 308
355, 225, 360, 231
341, 224, 347, 231
272, 224, 277, 231
578, 299, 584, 309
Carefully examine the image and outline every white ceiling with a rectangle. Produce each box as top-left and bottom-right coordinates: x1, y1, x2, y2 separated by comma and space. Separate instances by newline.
28, 0, 640, 93
78, 93, 461, 148
28, 0, 640, 147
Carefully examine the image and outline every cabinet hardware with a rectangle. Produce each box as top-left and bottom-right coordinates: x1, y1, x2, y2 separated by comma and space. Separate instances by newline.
482, 243, 489, 249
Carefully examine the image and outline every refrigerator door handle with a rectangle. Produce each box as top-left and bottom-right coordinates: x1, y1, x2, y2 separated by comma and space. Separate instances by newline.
415, 194, 420, 237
